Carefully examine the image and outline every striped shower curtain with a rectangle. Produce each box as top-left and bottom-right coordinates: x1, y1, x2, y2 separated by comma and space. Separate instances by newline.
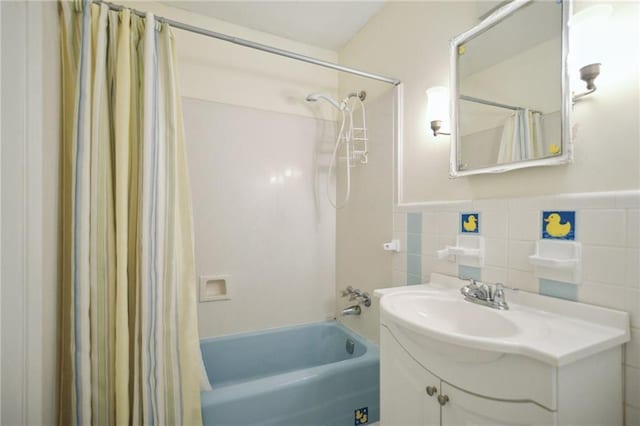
59, 2, 202, 424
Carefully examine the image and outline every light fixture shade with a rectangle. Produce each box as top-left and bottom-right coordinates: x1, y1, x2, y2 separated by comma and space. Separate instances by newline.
569, 4, 612, 71
426, 86, 450, 133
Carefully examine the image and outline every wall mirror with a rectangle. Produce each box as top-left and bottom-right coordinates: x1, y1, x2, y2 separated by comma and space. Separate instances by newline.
449, 0, 572, 177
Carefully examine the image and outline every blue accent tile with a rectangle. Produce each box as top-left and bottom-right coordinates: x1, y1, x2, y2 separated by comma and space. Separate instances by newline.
407, 254, 422, 278
407, 212, 423, 235
539, 278, 577, 301
407, 233, 422, 255
458, 265, 481, 281
461, 212, 480, 234
407, 273, 422, 286
542, 211, 575, 240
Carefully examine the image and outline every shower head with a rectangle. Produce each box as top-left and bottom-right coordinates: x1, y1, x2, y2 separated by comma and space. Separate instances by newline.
305, 93, 344, 111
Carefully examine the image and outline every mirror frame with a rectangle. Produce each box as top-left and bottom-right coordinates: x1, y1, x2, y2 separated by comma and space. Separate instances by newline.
449, 0, 572, 178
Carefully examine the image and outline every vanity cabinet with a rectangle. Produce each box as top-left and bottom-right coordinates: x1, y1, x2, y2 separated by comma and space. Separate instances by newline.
380, 325, 621, 426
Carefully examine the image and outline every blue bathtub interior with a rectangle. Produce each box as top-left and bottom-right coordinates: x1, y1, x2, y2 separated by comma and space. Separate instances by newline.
200, 321, 380, 425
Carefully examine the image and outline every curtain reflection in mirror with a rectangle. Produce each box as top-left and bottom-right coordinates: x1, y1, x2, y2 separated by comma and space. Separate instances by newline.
497, 110, 543, 163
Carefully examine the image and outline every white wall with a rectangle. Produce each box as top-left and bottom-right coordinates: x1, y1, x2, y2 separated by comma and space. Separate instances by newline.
1, 2, 59, 424
340, 1, 640, 203
122, 1, 340, 121
183, 98, 337, 338
336, 89, 396, 343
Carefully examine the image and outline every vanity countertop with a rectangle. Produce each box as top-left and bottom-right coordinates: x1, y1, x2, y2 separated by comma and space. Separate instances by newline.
375, 274, 630, 366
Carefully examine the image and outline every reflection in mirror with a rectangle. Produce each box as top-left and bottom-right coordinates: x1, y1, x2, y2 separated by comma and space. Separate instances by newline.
451, 0, 571, 176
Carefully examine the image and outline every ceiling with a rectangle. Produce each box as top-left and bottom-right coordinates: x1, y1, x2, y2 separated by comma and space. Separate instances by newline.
162, 1, 386, 51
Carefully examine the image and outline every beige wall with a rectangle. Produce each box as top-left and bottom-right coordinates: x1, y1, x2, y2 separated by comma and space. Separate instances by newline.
340, 1, 640, 204
123, 1, 340, 121
336, 89, 396, 343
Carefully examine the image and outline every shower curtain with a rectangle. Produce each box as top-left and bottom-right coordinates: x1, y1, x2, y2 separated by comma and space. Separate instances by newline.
497, 109, 543, 163
59, 2, 202, 425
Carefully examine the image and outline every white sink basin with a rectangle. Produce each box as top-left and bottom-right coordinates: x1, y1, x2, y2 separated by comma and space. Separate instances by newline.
403, 295, 519, 338
377, 274, 630, 366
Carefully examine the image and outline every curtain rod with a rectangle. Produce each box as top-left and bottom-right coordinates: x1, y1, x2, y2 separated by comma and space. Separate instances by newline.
460, 94, 542, 114
91, 0, 402, 86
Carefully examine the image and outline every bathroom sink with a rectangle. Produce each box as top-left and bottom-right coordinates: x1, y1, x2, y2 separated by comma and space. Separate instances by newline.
398, 295, 519, 338
377, 274, 630, 366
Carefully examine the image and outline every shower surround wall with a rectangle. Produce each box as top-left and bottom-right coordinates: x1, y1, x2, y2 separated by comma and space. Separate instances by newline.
116, 1, 343, 339
183, 98, 337, 338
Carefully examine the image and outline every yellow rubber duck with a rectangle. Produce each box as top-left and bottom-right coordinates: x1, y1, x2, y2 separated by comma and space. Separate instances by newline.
544, 213, 571, 237
463, 215, 477, 232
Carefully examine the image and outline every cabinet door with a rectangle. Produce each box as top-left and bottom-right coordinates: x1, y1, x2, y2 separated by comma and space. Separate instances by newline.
380, 327, 440, 426
439, 382, 556, 426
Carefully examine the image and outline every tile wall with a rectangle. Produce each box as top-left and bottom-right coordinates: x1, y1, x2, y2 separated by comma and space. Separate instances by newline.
391, 190, 640, 423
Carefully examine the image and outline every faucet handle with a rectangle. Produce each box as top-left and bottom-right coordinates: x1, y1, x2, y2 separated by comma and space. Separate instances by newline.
493, 283, 506, 304
341, 286, 354, 297
464, 278, 479, 288
349, 289, 362, 301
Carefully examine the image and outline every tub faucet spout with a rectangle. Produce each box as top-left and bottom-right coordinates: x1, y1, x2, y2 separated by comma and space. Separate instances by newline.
341, 305, 361, 316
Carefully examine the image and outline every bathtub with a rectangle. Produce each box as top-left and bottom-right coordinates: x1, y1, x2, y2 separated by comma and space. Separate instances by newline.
200, 321, 380, 425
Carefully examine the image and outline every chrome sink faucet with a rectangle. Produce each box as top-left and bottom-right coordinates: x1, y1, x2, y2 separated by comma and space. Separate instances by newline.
460, 279, 509, 310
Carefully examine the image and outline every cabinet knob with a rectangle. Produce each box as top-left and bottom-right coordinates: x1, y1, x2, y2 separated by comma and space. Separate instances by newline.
437, 394, 450, 406
425, 386, 438, 396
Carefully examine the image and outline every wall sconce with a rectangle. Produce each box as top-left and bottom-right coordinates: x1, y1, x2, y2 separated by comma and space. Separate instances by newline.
426, 86, 450, 136
570, 4, 612, 101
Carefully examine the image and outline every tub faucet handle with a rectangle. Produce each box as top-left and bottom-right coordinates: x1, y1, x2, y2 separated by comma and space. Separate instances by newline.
349, 289, 362, 301
341, 286, 354, 297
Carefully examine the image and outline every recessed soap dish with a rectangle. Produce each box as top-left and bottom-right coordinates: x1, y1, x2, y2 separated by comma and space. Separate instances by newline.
528, 240, 582, 284
199, 275, 232, 302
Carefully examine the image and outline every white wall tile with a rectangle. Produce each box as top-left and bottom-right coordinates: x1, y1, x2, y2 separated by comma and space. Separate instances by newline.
582, 246, 627, 286
507, 269, 537, 293
391, 252, 407, 272
627, 328, 640, 369
185, 99, 336, 338
392, 270, 406, 287
550, 192, 616, 210
628, 210, 640, 248
616, 191, 640, 209
508, 209, 540, 241
579, 209, 627, 247
393, 212, 406, 233
508, 240, 536, 272
422, 212, 438, 236
627, 249, 640, 289
481, 210, 509, 239
428, 255, 458, 277
436, 211, 459, 236
578, 282, 627, 311
482, 266, 508, 284
485, 238, 508, 267
509, 196, 548, 211
473, 198, 509, 211
422, 233, 439, 257
626, 289, 640, 329
626, 365, 640, 409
